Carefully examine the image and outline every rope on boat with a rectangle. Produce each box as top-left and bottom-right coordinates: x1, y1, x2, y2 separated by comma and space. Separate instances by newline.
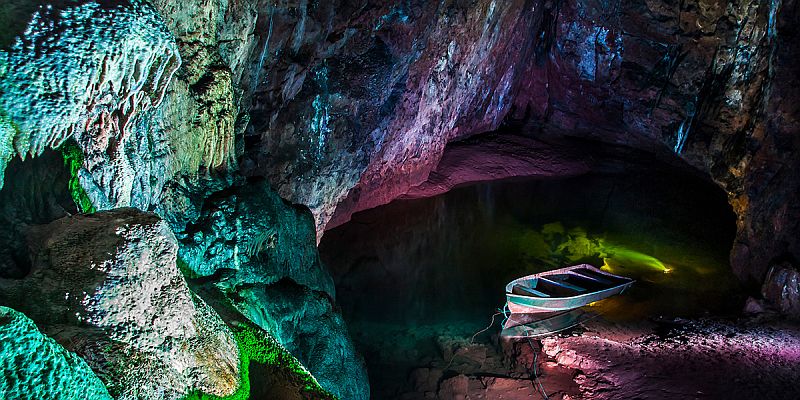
469, 306, 550, 399
451, 306, 550, 399
443, 305, 507, 371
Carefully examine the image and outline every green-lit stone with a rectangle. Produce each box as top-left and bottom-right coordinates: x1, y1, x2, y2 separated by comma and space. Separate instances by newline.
0, 306, 112, 400
58, 141, 95, 214
184, 323, 336, 400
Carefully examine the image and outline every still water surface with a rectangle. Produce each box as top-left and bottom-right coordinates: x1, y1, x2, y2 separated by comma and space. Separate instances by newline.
320, 166, 740, 397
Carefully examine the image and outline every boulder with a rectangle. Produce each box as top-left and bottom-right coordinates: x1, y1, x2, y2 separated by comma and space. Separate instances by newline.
762, 263, 800, 318
173, 180, 368, 399
0, 306, 112, 400
0, 208, 240, 400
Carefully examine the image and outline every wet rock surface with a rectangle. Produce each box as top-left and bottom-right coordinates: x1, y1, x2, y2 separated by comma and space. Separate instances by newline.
347, 315, 800, 400
0, 306, 112, 400
0, 0, 180, 209
0, 209, 240, 399
762, 263, 800, 318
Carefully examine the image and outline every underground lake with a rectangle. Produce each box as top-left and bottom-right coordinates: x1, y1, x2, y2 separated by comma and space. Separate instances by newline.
319, 159, 793, 399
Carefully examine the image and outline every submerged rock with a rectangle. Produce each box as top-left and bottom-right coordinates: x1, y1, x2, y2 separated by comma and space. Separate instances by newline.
0, 306, 112, 400
0, 208, 240, 399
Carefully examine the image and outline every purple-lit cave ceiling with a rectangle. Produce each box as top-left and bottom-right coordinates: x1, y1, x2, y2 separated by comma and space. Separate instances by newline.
234, 0, 798, 290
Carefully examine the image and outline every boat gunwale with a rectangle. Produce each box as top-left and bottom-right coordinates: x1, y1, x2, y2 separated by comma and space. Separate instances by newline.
505, 283, 633, 310
505, 264, 634, 302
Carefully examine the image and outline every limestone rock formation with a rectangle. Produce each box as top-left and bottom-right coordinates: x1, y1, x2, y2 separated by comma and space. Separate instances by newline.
149, 0, 255, 177
0, 306, 112, 400
234, 281, 369, 400
0, 0, 180, 210
0, 209, 240, 400
172, 179, 367, 400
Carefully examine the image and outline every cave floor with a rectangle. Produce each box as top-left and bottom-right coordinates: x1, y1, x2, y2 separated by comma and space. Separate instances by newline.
352, 314, 800, 400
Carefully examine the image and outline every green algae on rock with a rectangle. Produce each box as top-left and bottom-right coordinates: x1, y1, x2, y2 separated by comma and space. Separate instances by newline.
0, 306, 112, 400
185, 323, 337, 400
58, 141, 95, 214
231, 280, 368, 400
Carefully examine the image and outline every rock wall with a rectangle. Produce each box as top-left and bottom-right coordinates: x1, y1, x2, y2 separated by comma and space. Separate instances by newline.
232, 0, 798, 290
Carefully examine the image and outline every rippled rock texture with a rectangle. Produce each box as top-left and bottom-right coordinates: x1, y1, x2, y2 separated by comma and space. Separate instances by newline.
0, 306, 112, 400
0, 209, 240, 399
0, 0, 180, 209
173, 179, 368, 400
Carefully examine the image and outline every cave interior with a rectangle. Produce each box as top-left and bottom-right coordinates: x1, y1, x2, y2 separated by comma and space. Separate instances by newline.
0, 1, 799, 400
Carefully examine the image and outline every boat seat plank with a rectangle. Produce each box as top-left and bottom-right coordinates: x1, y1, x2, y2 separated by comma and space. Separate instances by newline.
540, 277, 586, 292
516, 285, 551, 298
573, 268, 629, 285
570, 270, 612, 285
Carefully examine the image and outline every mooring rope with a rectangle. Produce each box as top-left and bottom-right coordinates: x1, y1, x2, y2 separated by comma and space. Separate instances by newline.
442, 306, 506, 371
525, 330, 550, 400
469, 310, 504, 344
450, 305, 550, 400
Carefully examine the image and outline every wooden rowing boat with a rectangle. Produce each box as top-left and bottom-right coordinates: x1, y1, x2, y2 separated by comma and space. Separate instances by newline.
505, 264, 634, 314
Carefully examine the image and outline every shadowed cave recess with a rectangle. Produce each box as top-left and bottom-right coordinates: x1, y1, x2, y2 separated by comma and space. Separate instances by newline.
0, 0, 799, 400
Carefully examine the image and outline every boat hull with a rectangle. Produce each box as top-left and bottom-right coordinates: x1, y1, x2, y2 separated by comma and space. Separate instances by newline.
501, 309, 597, 338
505, 264, 634, 314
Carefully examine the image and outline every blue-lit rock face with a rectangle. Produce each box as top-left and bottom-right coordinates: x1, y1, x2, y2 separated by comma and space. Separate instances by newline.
0, 209, 240, 399
0, 306, 112, 400
168, 179, 367, 400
